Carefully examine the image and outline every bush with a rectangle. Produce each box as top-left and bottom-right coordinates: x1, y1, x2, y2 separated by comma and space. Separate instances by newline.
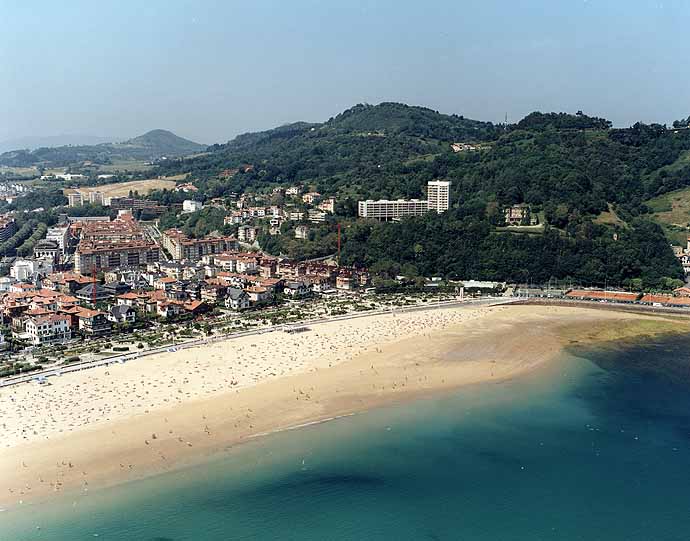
65, 356, 81, 364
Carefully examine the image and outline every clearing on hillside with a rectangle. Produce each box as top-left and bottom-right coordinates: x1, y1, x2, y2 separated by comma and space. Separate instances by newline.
63, 175, 186, 198
646, 186, 690, 227
594, 204, 627, 227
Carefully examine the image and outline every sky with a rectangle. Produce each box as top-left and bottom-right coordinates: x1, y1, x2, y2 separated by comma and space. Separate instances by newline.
1, 0, 689, 145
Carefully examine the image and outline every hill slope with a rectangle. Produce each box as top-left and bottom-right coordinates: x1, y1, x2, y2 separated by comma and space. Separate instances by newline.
0, 129, 205, 168
156, 103, 690, 289
161, 102, 499, 199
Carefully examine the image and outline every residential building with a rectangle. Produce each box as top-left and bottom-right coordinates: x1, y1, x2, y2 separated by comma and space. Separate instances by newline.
75, 283, 115, 304
46, 226, 70, 253
283, 281, 310, 298
155, 300, 179, 318
182, 200, 203, 213
67, 192, 83, 207
75, 240, 160, 273
308, 210, 326, 223
318, 197, 336, 213
358, 199, 428, 221
427, 180, 451, 214
237, 225, 258, 243
246, 285, 272, 305
88, 191, 104, 205
79, 215, 146, 243
225, 287, 250, 311
0, 215, 17, 241
302, 192, 321, 204
161, 229, 238, 261
75, 308, 111, 336
108, 197, 168, 216
295, 225, 309, 240
24, 314, 71, 345
154, 276, 178, 291
504, 204, 535, 225
108, 304, 136, 324
451, 142, 480, 152
200, 283, 228, 304
175, 183, 199, 193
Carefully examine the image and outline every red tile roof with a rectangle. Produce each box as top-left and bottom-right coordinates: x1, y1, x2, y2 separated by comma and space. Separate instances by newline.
565, 290, 639, 302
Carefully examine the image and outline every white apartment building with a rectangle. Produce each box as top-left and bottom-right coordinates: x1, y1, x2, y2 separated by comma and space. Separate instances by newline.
46, 226, 70, 253
182, 200, 203, 213
295, 225, 310, 239
68, 192, 83, 207
237, 225, 258, 243
24, 314, 71, 345
427, 180, 451, 214
88, 191, 104, 205
358, 199, 428, 221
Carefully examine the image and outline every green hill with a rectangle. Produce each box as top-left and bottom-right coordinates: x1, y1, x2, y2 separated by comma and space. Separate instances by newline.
163, 102, 499, 199
155, 103, 690, 290
0, 129, 205, 168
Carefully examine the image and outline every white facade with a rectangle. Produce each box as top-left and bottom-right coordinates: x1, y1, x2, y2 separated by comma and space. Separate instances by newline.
68, 193, 83, 207
358, 199, 428, 221
10, 258, 54, 281
182, 200, 203, 213
0, 276, 14, 292
24, 315, 71, 345
237, 225, 258, 243
88, 191, 104, 205
295, 225, 309, 239
427, 180, 451, 214
46, 226, 69, 252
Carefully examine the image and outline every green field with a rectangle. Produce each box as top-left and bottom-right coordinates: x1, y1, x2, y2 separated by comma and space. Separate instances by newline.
645, 187, 690, 245
594, 203, 627, 227
646, 186, 690, 227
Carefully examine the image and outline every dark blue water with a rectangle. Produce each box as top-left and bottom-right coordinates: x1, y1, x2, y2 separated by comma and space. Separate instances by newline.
4, 335, 690, 540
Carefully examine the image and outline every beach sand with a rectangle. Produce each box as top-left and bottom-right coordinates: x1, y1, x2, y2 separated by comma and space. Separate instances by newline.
1, 303, 685, 507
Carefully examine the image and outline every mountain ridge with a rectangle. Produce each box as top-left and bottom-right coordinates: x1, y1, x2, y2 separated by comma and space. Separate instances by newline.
0, 129, 206, 168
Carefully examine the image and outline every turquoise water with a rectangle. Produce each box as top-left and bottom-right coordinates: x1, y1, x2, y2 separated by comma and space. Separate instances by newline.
4, 335, 690, 540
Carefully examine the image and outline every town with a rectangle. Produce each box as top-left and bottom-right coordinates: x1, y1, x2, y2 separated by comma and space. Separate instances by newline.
1, 170, 690, 383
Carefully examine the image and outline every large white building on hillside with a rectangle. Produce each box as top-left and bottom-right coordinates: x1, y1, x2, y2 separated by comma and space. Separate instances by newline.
358, 199, 428, 221
427, 180, 451, 214
358, 180, 451, 221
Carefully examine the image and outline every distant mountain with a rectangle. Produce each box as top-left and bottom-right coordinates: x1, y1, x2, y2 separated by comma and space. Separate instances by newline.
0, 129, 206, 168
115, 129, 206, 157
0, 134, 114, 154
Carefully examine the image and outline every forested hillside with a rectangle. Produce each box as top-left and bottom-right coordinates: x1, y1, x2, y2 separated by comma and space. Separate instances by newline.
156, 102, 690, 289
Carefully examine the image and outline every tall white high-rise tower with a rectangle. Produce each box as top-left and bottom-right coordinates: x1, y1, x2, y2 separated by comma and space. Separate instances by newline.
427, 180, 451, 214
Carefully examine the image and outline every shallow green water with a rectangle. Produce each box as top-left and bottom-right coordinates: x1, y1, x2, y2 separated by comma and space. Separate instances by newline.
4, 335, 690, 540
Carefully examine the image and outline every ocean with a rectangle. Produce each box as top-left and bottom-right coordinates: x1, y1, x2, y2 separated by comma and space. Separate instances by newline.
4, 334, 690, 540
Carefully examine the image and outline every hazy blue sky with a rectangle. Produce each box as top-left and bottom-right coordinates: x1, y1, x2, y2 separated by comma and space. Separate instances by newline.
1, 0, 689, 145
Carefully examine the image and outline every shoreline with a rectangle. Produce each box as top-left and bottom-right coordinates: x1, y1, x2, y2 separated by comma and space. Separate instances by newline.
2, 304, 688, 509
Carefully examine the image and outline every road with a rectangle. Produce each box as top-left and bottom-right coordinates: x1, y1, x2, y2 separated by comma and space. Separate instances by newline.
142, 222, 169, 261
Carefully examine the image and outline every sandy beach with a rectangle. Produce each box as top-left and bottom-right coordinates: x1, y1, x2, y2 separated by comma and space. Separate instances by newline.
1, 303, 686, 507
